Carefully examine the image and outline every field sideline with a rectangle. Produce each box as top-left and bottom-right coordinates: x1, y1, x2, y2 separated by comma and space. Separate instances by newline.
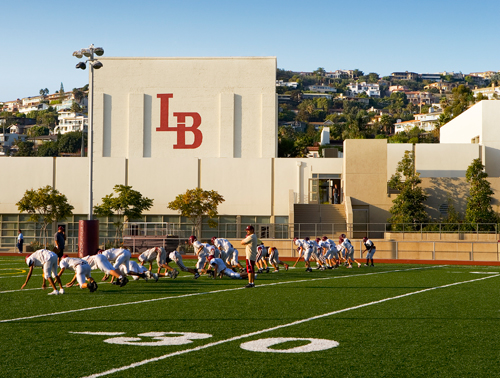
1, 255, 499, 378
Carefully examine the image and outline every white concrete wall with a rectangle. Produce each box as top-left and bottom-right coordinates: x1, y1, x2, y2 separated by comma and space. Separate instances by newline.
387, 143, 412, 180
480, 101, 500, 177
201, 158, 272, 216
127, 158, 199, 215
440, 101, 483, 143
0, 157, 53, 213
55, 157, 88, 214
92, 57, 277, 160
415, 144, 480, 178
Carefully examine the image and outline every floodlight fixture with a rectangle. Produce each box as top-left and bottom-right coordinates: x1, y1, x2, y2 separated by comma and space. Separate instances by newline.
94, 47, 104, 56
76, 62, 86, 70
73, 50, 83, 59
92, 61, 103, 69
82, 49, 91, 57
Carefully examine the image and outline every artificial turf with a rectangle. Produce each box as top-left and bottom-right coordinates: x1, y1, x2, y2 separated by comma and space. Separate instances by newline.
1, 256, 499, 378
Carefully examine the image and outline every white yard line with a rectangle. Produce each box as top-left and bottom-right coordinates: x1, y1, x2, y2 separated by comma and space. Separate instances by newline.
0, 266, 441, 322
82, 273, 499, 378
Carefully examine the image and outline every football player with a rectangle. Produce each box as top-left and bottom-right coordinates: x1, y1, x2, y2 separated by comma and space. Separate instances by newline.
58, 255, 98, 292
82, 253, 129, 287
339, 234, 362, 268
207, 255, 249, 280
268, 247, 289, 272
21, 249, 64, 295
362, 237, 376, 267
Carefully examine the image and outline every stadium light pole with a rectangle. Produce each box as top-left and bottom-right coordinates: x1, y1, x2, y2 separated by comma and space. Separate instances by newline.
73, 44, 104, 220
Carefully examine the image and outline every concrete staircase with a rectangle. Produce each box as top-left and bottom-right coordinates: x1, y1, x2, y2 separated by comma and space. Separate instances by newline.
293, 204, 347, 239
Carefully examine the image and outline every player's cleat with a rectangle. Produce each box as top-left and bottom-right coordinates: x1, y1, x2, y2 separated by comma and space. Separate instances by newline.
239, 268, 246, 273
319, 266, 326, 271
364, 263, 369, 267
346, 265, 352, 269
48, 290, 59, 295
193, 273, 200, 279
153, 273, 159, 282
257, 269, 263, 274
146, 270, 153, 279
327, 266, 333, 269
358, 263, 362, 268
244, 283, 255, 288
370, 264, 375, 267
272, 270, 279, 273
59, 288, 65, 294
119, 276, 129, 287
264, 268, 270, 273
284, 264, 289, 271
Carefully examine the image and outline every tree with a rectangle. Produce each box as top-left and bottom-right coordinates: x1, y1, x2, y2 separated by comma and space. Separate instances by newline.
27, 125, 50, 137
14, 140, 35, 156
94, 185, 153, 242
465, 158, 498, 228
167, 188, 225, 236
39, 88, 49, 100
16, 186, 74, 245
388, 150, 428, 229
37, 141, 59, 157
70, 101, 82, 113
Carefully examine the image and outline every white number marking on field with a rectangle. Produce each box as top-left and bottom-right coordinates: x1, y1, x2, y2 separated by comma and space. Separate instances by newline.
240, 337, 339, 353
70, 331, 212, 346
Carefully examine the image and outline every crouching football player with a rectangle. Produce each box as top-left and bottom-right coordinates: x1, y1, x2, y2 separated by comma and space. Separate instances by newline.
268, 247, 289, 272
21, 249, 64, 295
208, 255, 249, 280
82, 253, 129, 287
58, 255, 98, 292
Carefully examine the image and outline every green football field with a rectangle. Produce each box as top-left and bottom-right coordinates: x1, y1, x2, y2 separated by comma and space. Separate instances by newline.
1, 255, 499, 378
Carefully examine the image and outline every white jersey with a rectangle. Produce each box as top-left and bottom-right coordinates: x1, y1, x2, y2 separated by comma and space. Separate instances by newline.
294, 239, 307, 249
102, 248, 129, 262
138, 247, 159, 263
209, 257, 227, 275
59, 257, 88, 271
27, 249, 55, 267
192, 241, 208, 256
207, 245, 220, 258
342, 238, 353, 251
83, 254, 115, 275
214, 238, 233, 252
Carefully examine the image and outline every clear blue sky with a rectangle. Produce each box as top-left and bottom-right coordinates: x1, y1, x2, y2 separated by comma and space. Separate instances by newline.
2, 0, 499, 101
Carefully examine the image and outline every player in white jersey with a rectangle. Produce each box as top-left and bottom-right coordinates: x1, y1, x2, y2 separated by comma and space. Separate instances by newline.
212, 237, 245, 271
82, 254, 129, 287
208, 255, 249, 280
256, 243, 270, 273
293, 237, 314, 272
21, 249, 64, 295
100, 248, 132, 281
362, 237, 376, 267
58, 255, 97, 292
158, 249, 201, 279
339, 234, 362, 268
211, 237, 231, 262
319, 236, 340, 268
267, 247, 289, 272
120, 260, 158, 282
311, 238, 326, 270
138, 247, 161, 271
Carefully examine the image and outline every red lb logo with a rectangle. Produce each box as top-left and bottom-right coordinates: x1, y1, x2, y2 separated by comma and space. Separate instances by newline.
156, 94, 203, 149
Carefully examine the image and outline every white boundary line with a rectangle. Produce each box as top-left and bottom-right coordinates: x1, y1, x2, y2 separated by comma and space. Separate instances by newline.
0, 266, 440, 322
82, 273, 499, 378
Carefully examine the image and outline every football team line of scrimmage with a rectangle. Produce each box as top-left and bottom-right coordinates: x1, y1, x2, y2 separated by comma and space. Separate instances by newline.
21, 224, 377, 294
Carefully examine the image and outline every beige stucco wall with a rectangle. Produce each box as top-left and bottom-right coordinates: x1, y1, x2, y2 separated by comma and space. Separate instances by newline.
92, 57, 277, 160
0, 157, 53, 213
415, 144, 479, 178
344, 139, 392, 223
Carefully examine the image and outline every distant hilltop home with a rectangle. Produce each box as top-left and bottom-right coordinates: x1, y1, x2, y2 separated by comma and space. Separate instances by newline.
472, 84, 500, 100
276, 80, 298, 89
347, 82, 380, 97
53, 110, 88, 134
306, 85, 337, 93
390, 71, 419, 81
